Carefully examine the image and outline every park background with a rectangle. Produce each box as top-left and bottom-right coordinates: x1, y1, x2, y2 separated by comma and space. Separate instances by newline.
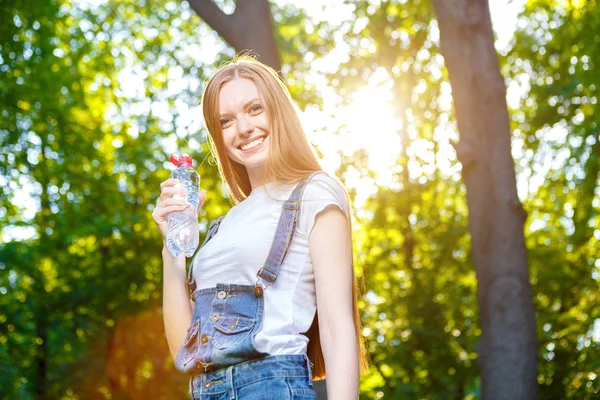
1, 0, 598, 399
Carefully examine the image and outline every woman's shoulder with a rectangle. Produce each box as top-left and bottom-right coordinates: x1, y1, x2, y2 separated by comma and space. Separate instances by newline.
299, 172, 350, 219
303, 172, 347, 198
264, 172, 348, 207
295, 172, 350, 237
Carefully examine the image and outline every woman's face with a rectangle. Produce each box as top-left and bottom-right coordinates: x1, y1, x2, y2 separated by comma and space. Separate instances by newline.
218, 78, 270, 182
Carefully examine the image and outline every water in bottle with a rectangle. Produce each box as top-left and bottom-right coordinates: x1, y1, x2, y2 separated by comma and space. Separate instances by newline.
166, 153, 200, 257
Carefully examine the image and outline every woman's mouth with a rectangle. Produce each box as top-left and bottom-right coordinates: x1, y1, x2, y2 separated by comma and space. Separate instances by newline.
239, 136, 266, 152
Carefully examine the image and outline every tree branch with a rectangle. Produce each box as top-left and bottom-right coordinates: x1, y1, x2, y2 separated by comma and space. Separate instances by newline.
186, 0, 236, 47
185, 0, 281, 71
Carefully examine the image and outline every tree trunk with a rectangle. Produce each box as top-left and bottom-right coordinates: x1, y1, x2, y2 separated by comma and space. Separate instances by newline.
186, 0, 281, 71
430, 1, 539, 398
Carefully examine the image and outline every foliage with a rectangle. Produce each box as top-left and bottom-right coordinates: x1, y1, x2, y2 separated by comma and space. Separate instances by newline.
0, 0, 228, 397
507, 0, 600, 397
332, 1, 481, 397
0, 0, 598, 399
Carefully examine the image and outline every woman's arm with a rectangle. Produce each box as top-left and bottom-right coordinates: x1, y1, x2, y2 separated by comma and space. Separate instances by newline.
309, 205, 359, 400
162, 245, 193, 360
152, 180, 205, 360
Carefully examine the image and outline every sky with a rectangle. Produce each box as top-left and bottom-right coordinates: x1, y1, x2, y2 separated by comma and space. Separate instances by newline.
3, 0, 526, 242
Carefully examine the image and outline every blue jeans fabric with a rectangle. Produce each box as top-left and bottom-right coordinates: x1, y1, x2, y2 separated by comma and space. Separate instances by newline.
188, 354, 316, 400
175, 283, 268, 374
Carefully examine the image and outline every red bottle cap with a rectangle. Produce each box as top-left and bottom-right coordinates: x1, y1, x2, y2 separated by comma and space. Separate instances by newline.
170, 154, 194, 167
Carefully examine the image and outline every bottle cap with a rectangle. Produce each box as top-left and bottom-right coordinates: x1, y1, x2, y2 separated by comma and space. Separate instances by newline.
170, 153, 194, 167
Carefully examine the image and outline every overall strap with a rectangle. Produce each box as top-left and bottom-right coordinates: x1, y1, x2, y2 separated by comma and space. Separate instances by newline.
256, 172, 321, 288
187, 215, 225, 296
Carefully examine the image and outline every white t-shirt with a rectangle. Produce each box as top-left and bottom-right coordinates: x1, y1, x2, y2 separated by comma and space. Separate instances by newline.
192, 172, 350, 356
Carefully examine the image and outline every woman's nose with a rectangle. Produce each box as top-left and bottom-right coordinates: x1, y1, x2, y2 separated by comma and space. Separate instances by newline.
237, 116, 254, 136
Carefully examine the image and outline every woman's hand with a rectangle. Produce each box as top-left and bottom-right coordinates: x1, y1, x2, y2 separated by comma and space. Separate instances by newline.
152, 178, 207, 243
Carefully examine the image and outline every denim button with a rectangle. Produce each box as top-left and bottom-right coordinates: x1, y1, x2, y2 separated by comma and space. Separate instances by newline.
200, 334, 209, 344
253, 286, 263, 297
204, 380, 213, 389
211, 313, 220, 321
217, 290, 227, 299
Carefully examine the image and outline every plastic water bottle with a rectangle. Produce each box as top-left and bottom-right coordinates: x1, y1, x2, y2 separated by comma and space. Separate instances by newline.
166, 153, 200, 257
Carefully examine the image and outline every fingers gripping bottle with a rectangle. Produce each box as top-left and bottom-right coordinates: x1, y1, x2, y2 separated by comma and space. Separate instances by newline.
166, 153, 200, 257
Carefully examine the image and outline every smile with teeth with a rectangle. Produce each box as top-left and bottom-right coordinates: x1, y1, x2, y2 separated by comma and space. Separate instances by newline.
239, 136, 265, 151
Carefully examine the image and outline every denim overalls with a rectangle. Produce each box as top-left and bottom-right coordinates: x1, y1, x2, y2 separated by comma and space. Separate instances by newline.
174, 173, 319, 399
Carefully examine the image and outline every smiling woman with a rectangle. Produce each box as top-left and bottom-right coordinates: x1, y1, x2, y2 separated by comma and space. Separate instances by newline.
218, 78, 270, 188
199, 57, 330, 202
152, 56, 368, 400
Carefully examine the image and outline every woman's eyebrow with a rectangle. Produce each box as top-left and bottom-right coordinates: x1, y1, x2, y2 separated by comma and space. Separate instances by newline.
220, 98, 261, 118
243, 98, 261, 108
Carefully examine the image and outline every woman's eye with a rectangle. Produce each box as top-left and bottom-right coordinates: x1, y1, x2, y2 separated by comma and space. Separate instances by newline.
249, 104, 262, 113
220, 119, 231, 127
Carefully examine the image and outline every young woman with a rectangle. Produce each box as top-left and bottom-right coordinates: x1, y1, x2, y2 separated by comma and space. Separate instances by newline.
152, 56, 368, 399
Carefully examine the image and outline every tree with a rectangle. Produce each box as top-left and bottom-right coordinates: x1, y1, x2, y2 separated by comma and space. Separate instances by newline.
507, 1, 600, 398
0, 0, 228, 397
1, 0, 334, 398
4, 0, 596, 398
430, 1, 538, 398
329, 1, 482, 396
186, 0, 281, 71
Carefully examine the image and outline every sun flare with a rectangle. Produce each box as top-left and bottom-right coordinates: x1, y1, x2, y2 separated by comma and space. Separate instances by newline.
301, 69, 406, 208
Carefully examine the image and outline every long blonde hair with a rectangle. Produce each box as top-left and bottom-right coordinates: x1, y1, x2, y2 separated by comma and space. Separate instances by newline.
200, 55, 368, 379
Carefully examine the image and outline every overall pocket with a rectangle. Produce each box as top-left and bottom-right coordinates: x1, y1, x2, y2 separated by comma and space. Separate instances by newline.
211, 316, 255, 350
175, 318, 201, 368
